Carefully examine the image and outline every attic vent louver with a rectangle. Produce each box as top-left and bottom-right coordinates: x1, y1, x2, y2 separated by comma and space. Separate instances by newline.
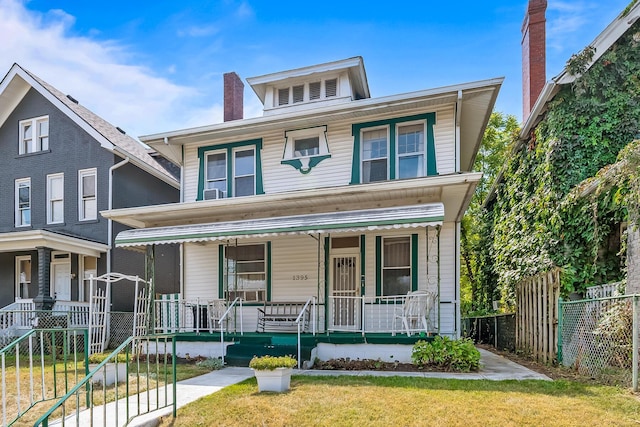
116, 127, 126, 134
66, 94, 79, 104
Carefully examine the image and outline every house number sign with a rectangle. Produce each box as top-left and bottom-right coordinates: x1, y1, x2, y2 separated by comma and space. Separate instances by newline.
292, 274, 309, 280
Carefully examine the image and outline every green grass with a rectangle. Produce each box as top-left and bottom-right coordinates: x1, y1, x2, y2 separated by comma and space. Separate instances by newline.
159, 376, 640, 426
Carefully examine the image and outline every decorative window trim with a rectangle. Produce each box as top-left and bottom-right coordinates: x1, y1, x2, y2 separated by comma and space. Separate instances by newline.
47, 173, 64, 224
350, 113, 438, 184
15, 178, 31, 227
281, 126, 331, 174
197, 139, 264, 201
375, 234, 418, 297
78, 168, 97, 221
19, 116, 49, 155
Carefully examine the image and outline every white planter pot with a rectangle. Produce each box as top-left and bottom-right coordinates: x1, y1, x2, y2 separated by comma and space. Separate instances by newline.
253, 368, 293, 392
89, 363, 128, 386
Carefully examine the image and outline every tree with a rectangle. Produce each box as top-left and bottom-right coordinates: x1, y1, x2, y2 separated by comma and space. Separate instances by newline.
460, 112, 518, 314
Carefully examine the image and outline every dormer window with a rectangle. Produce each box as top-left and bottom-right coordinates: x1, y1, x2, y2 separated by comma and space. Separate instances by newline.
273, 77, 340, 108
281, 126, 331, 174
294, 137, 319, 157
325, 78, 337, 97
278, 88, 289, 106
19, 116, 49, 154
292, 85, 304, 103
309, 82, 321, 100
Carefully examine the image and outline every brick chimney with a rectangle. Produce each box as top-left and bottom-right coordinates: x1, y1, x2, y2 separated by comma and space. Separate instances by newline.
223, 72, 244, 122
521, 0, 547, 122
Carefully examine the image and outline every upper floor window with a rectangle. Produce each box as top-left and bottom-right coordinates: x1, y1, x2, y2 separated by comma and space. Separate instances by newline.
362, 128, 388, 183
19, 116, 49, 154
47, 173, 64, 224
79, 168, 97, 221
397, 124, 425, 179
281, 126, 331, 174
198, 139, 264, 201
351, 113, 438, 185
15, 178, 31, 227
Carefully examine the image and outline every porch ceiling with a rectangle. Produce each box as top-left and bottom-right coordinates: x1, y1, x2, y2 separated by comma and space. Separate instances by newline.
115, 203, 444, 249
0, 230, 109, 257
102, 172, 481, 229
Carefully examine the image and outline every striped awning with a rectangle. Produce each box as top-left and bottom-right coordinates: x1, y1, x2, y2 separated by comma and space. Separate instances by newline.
115, 203, 444, 248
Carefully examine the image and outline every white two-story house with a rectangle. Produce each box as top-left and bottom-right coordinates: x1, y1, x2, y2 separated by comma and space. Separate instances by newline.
103, 57, 501, 361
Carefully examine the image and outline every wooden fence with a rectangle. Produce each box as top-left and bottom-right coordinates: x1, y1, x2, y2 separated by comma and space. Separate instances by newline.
516, 268, 561, 363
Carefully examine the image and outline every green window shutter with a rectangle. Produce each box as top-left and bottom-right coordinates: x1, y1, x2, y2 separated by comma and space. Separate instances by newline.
375, 236, 382, 297
255, 140, 264, 194
411, 233, 418, 291
350, 125, 361, 185
426, 113, 438, 176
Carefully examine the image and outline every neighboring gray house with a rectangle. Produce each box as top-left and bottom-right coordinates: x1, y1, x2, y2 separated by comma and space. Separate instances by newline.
0, 63, 180, 315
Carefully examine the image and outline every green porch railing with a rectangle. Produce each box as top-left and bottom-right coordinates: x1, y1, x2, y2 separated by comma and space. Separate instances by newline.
32, 334, 177, 427
1, 328, 88, 427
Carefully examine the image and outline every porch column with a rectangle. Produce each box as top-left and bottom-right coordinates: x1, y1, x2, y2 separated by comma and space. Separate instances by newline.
145, 244, 156, 331
33, 246, 54, 310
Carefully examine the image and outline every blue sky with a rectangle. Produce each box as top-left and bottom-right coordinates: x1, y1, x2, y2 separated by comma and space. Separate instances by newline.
0, 0, 631, 139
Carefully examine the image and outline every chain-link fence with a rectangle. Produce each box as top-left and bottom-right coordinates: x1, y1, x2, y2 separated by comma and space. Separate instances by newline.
462, 313, 516, 352
559, 295, 638, 389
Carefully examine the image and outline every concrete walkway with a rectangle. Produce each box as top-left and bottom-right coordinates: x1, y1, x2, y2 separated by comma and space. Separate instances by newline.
61, 348, 548, 427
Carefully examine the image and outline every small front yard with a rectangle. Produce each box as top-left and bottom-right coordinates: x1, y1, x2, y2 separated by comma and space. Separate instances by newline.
159, 375, 640, 426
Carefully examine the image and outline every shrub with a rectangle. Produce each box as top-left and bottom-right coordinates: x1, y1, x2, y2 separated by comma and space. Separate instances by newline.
411, 336, 481, 372
88, 352, 129, 364
196, 357, 224, 370
249, 355, 297, 370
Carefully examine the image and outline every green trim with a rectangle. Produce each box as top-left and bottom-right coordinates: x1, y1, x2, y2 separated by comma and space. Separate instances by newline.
116, 215, 445, 245
360, 235, 366, 296
350, 112, 438, 184
197, 139, 263, 200
218, 244, 224, 299
266, 241, 272, 301
375, 236, 382, 297
280, 154, 331, 174
324, 236, 330, 331
411, 233, 418, 291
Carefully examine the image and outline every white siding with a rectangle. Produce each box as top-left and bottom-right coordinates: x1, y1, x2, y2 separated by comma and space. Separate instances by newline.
270, 235, 322, 301
433, 107, 455, 174
181, 103, 457, 200
183, 242, 217, 301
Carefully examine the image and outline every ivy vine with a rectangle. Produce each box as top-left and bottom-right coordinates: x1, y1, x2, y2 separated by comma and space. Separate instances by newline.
481, 21, 640, 303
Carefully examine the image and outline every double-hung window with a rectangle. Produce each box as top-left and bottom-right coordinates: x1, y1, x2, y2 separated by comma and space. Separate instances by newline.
199, 139, 263, 200
47, 173, 64, 224
233, 148, 255, 197
19, 116, 49, 154
79, 169, 97, 221
382, 236, 411, 296
15, 178, 31, 227
397, 123, 425, 179
362, 128, 388, 183
205, 151, 227, 198
351, 113, 437, 184
224, 244, 266, 302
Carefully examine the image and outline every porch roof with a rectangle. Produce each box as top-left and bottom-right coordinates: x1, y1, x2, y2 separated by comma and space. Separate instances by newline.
0, 230, 109, 257
115, 203, 444, 249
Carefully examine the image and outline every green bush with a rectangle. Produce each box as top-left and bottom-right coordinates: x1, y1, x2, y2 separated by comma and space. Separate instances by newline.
88, 351, 129, 364
249, 355, 297, 370
411, 336, 480, 372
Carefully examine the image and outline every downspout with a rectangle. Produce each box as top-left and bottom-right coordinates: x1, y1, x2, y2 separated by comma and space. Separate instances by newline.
455, 90, 462, 172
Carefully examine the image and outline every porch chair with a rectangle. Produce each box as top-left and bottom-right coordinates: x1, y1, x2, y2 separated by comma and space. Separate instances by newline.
394, 290, 437, 336
207, 299, 228, 333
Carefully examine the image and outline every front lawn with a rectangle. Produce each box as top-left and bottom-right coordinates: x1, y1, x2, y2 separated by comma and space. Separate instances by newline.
160, 375, 640, 426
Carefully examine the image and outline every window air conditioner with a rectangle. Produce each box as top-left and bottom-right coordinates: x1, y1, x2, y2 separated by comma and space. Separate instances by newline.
203, 188, 225, 200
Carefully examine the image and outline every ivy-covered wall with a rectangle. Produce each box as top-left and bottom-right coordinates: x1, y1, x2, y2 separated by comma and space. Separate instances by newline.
483, 20, 640, 302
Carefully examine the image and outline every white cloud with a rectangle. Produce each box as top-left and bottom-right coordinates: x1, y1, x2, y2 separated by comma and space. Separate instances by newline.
0, 0, 229, 139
